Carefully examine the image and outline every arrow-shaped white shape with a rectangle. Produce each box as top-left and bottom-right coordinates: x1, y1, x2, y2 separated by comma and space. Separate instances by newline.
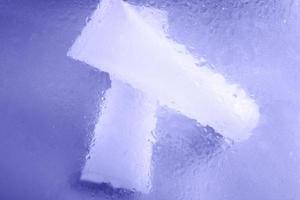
68, 0, 260, 193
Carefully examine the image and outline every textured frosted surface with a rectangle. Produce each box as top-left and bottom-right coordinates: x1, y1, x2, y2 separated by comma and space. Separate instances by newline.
1, 0, 300, 200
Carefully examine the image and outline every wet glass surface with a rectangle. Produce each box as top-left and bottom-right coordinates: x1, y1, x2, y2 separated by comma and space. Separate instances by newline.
1, 0, 300, 199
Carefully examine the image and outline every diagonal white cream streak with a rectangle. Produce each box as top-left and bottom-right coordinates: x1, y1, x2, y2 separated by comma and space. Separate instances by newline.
68, 0, 260, 193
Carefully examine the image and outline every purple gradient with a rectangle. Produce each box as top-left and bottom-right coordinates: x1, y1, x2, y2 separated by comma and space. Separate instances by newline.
1, 0, 300, 200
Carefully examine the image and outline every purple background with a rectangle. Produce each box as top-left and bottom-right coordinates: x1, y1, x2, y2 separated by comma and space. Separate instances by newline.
1, 0, 300, 199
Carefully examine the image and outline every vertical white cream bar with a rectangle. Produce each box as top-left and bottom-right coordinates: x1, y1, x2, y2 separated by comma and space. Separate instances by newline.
81, 79, 156, 193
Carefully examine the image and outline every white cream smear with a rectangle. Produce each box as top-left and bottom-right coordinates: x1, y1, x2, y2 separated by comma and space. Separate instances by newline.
68, 0, 260, 193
